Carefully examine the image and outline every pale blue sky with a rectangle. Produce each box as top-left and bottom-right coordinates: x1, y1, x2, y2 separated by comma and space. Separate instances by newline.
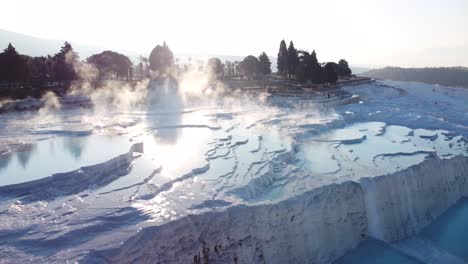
1, 0, 467, 67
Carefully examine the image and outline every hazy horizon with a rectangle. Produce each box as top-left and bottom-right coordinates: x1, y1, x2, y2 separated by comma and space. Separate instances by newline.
1, 0, 468, 68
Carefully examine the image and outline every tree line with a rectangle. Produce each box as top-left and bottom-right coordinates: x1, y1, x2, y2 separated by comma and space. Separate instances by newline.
277, 39, 351, 83
0, 39, 354, 98
146, 42, 272, 81
198, 39, 352, 83
0, 42, 78, 84
0, 42, 134, 85
204, 53, 271, 80
0, 40, 352, 85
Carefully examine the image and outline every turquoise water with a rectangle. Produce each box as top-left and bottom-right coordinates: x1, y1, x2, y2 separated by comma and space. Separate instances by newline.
420, 198, 468, 260
336, 199, 468, 263
0, 135, 132, 186
334, 239, 423, 264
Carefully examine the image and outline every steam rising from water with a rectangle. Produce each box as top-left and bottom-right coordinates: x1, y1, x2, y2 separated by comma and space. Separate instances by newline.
66, 53, 152, 113
23, 91, 62, 124
18, 53, 323, 138
63, 52, 271, 114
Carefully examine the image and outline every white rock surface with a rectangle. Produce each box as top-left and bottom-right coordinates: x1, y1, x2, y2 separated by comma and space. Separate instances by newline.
362, 155, 468, 242
0, 80, 467, 263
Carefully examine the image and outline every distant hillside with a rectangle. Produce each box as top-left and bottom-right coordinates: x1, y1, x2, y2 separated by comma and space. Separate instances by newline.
2, 29, 371, 73
0, 29, 276, 68
0, 28, 129, 60
361, 67, 468, 88
350, 66, 372, 74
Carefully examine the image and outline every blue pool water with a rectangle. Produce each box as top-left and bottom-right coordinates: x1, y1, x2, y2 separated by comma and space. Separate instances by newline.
0, 135, 132, 186
420, 198, 468, 260
336, 198, 468, 263
334, 239, 423, 264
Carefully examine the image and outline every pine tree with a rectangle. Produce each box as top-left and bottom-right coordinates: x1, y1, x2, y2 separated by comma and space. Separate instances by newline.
87, 51, 133, 80
0, 43, 28, 81
277, 40, 288, 78
287, 41, 299, 79
310, 50, 322, 83
258, 52, 271, 75
54, 41, 78, 82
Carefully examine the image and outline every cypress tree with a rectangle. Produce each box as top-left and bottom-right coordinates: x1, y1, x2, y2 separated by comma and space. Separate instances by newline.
277, 40, 288, 78
0, 43, 28, 81
310, 50, 322, 83
53, 42, 78, 82
287, 41, 299, 79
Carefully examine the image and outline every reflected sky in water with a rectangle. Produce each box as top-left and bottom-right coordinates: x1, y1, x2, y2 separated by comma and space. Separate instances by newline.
0, 135, 132, 186
298, 122, 468, 178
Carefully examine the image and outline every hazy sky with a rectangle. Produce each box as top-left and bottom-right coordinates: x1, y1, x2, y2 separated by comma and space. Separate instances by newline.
1, 0, 468, 67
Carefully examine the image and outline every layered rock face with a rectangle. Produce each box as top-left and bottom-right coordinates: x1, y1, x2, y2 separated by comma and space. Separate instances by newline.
1, 80, 468, 263
92, 182, 367, 264
362, 155, 468, 242
90, 155, 468, 264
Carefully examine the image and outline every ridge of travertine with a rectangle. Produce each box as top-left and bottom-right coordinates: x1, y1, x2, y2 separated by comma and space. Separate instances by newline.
86, 155, 468, 264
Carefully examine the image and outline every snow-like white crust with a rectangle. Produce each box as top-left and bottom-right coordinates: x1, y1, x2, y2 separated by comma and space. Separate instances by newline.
0, 80, 467, 263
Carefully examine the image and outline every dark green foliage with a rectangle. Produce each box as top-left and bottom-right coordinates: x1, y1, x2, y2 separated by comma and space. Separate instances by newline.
295, 51, 311, 82
287, 41, 299, 79
28, 56, 47, 78
149, 42, 174, 74
224, 61, 235, 78
337, 59, 352, 77
87, 51, 133, 80
295, 63, 307, 82
207, 58, 224, 78
310, 50, 322, 83
324, 62, 338, 83
0, 43, 28, 81
26, 56, 54, 84
258, 52, 271, 75
300, 51, 314, 80
53, 41, 78, 82
277, 40, 288, 77
275, 39, 353, 84
295, 50, 324, 83
0, 42, 138, 99
240, 55, 260, 80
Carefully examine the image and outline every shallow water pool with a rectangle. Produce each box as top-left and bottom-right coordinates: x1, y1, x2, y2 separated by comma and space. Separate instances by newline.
420, 198, 468, 260
0, 135, 132, 186
334, 239, 423, 264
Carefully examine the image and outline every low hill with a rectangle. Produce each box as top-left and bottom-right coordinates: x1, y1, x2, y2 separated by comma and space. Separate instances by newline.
361, 67, 468, 88
0, 29, 274, 68
0, 28, 121, 60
